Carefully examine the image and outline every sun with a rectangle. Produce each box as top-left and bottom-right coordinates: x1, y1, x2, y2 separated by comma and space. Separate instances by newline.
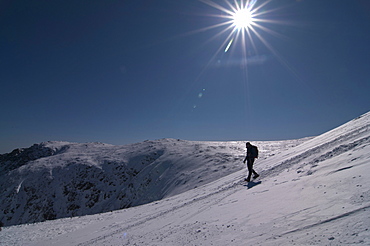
197, 0, 273, 54
194, 0, 291, 70
232, 7, 254, 30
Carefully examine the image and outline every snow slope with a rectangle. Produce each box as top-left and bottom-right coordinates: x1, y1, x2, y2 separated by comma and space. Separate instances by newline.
1, 111, 370, 245
0, 136, 309, 227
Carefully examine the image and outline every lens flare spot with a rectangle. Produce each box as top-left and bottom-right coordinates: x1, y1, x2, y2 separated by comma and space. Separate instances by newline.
225, 38, 234, 52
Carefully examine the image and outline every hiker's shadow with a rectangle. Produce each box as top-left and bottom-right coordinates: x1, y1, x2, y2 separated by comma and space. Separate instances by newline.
246, 180, 262, 189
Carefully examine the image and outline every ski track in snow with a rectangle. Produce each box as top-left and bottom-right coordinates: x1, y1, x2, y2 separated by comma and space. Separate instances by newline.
75, 175, 245, 246
277, 204, 370, 238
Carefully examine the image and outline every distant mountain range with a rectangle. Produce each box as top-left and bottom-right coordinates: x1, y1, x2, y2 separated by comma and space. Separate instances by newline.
0, 137, 309, 227
2, 111, 369, 229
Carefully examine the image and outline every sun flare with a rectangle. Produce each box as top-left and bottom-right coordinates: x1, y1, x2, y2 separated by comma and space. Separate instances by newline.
197, 0, 269, 57
198, 0, 291, 70
232, 8, 254, 30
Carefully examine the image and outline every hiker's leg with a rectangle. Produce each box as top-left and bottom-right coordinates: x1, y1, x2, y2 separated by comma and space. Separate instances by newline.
252, 169, 258, 175
249, 158, 259, 178
246, 158, 253, 181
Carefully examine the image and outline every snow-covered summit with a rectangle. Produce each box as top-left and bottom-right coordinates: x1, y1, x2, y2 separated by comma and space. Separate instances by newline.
1, 111, 370, 245
0, 137, 309, 227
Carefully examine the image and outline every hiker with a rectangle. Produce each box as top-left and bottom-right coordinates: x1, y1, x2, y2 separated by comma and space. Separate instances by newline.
243, 142, 259, 182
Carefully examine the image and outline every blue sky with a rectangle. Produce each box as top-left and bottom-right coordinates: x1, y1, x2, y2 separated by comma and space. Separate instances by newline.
1, 0, 370, 154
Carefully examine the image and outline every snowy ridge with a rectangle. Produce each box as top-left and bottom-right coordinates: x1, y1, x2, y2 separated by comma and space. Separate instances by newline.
259, 111, 370, 179
1, 111, 370, 245
0, 138, 309, 227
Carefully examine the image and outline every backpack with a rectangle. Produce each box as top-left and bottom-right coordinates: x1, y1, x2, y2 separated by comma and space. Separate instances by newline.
250, 146, 258, 158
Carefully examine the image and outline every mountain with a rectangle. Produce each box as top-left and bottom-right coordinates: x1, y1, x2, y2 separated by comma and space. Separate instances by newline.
1, 111, 369, 245
0, 137, 310, 227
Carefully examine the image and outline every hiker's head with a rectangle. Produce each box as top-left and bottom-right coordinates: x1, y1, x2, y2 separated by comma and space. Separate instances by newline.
246, 142, 251, 147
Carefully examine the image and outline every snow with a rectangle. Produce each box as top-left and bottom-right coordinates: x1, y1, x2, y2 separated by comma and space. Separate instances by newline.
0, 138, 309, 227
0, 111, 370, 245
